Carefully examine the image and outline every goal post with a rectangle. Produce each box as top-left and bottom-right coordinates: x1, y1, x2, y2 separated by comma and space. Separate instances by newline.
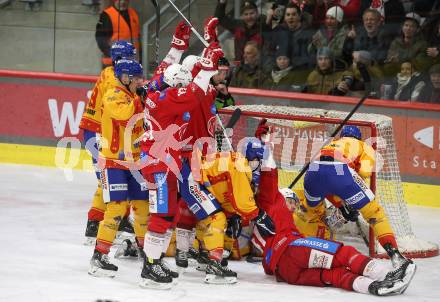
218, 104, 439, 259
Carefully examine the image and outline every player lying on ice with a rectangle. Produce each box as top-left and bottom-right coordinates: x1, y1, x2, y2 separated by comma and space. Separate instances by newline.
244, 119, 416, 296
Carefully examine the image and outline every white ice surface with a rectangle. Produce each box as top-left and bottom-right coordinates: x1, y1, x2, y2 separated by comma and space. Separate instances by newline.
0, 164, 439, 302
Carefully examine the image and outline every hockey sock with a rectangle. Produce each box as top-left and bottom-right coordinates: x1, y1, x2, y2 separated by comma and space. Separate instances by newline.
176, 227, 193, 252
144, 231, 166, 260
352, 276, 375, 294
362, 260, 390, 281
162, 229, 174, 255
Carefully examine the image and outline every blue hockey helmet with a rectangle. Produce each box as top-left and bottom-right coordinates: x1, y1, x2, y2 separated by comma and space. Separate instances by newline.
114, 59, 143, 80
111, 41, 136, 63
340, 125, 362, 140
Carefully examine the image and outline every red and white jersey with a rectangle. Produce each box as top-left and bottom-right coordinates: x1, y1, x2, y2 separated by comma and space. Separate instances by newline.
255, 168, 302, 275
181, 84, 218, 157
140, 82, 206, 175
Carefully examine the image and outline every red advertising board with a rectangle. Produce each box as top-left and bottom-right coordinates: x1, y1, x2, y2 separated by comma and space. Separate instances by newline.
0, 70, 439, 182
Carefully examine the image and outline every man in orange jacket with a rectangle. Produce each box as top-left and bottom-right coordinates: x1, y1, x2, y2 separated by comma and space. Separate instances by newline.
96, 0, 141, 68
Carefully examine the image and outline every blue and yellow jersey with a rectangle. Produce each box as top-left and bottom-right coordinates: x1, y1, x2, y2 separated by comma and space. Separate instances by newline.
320, 137, 375, 179
100, 85, 144, 168
80, 66, 119, 133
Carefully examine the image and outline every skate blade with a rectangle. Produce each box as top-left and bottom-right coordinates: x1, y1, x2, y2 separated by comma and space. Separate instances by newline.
204, 274, 237, 284
88, 266, 116, 278
83, 236, 96, 246
139, 278, 173, 290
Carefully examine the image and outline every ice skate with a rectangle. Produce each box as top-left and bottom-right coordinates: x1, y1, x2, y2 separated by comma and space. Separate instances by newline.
384, 243, 407, 268
196, 250, 210, 272
139, 258, 173, 290
175, 248, 188, 270
204, 259, 237, 284
88, 250, 118, 278
83, 219, 99, 246
160, 254, 179, 281
114, 239, 139, 259
384, 258, 417, 294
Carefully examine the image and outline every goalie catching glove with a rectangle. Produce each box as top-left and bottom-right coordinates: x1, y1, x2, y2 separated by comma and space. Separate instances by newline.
253, 209, 276, 237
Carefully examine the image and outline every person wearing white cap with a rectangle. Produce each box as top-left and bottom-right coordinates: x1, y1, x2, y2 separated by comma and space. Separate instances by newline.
308, 6, 349, 64
386, 11, 430, 74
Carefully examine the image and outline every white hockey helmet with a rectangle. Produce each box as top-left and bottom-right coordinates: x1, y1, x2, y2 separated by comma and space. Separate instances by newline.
163, 63, 193, 88
182, 55, 201, 73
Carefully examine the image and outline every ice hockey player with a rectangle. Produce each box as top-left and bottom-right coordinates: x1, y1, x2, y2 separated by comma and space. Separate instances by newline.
245, 119, 416, 296
80, 41, 136, 245
138, 31, 226, 289
302, 125, 410, 267
88, 59, 149, 278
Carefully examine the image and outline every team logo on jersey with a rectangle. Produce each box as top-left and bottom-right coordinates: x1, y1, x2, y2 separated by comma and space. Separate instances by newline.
182, 111, 191, 122
145, 97, 156, 109
109, 184, 128, 191
207, 116, 217, 137
345, 191, 366, 206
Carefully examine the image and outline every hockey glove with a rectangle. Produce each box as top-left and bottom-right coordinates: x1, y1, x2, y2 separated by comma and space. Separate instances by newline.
339, 204, 360, 222
203, 16, 219, 43
171, 21, 191, 50
253, 209, 276, 237
225, 214, 242, 239
255, 118, 270, 140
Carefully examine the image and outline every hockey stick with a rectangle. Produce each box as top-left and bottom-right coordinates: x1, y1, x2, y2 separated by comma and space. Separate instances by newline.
150, 0, 160, 68
216, 108, 242, 151
165, 0, 209, 47
288, 94, 369, 189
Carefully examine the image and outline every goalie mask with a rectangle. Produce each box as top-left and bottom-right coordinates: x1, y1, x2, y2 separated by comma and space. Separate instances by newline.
163, 63, 193, 88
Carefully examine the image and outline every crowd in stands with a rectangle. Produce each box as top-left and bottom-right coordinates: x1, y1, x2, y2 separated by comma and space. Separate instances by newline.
215, 0, 440, 103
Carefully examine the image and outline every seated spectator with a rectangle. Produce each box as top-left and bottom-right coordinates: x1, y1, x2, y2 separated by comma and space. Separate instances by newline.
343, 8, 393, 66
215, 0, 270, 62
418, 64, 440, 103
350, 50, 385, 97
308, 6, 349, 65
426, 20, 440, 65
214, 57, 236, 110
262, 46, 306, 92
389, 61, 426, 101
305, 47, 354, 95
361, 0, 405, 30
231, 41, 267, 89
311, 0, 360, 27
385, 13, 430, 75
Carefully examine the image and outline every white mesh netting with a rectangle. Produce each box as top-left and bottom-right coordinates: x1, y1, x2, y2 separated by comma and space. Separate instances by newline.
218, 104, 438, 258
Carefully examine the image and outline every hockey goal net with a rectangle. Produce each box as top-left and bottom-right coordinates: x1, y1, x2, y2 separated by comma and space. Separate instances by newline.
218, 104, 439, 259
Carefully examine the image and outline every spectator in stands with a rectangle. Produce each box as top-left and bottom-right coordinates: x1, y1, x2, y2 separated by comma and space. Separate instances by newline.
418, 64, 440, 103
95, 0, 140, 68
214, 57, 236, 110
231, 41, 267, 89
388, 61, 426, 101
425, 20, 440, 65
342, 8, 392, 66
305, 46, 354, 95
308, 6, 349, 66
215, 0, 269, 62
360, 0, 405, 28
386, 13, 430, 75
350, 50, 384, 97
262, 41, 306, 92
82, 0, 100, 14
311, 0, 360, 26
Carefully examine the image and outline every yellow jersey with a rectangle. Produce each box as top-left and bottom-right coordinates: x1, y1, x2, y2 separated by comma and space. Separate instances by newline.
320, 137, 375, 179
80, 66, 119, 133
